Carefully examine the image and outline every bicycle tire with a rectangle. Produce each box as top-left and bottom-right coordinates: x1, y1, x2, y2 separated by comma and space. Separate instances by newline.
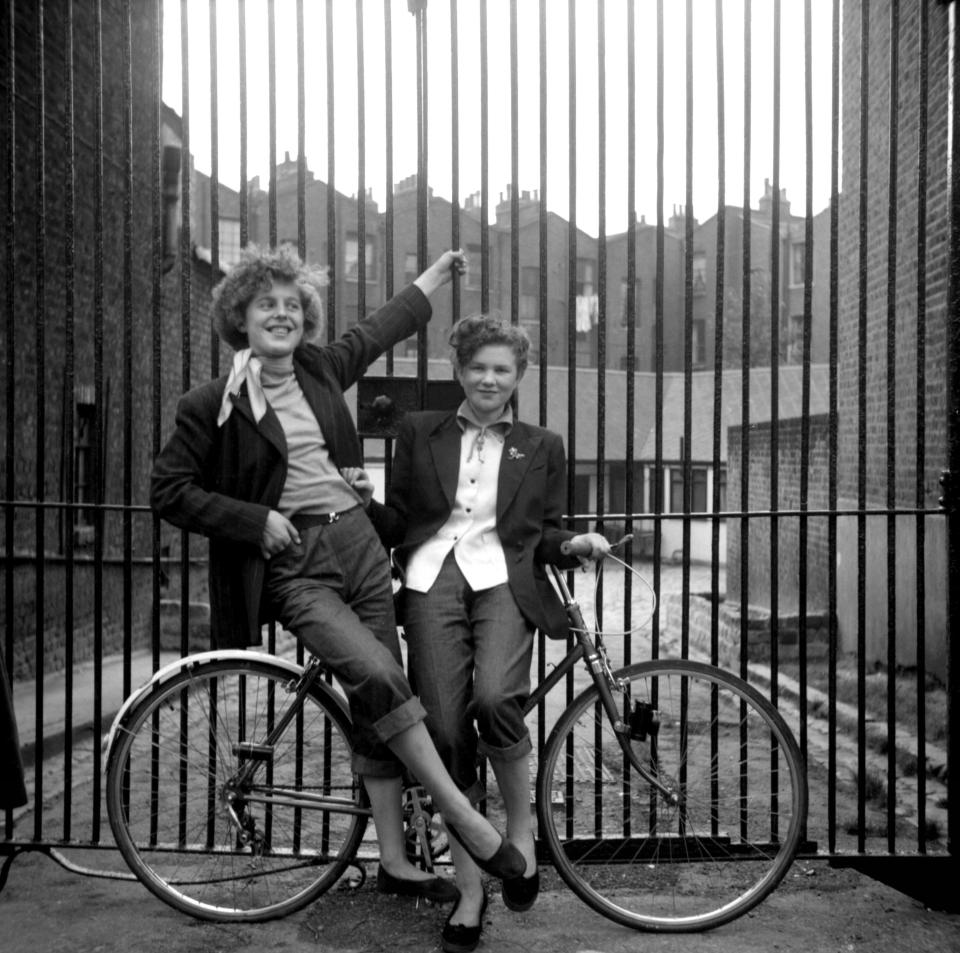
536, 659, 806, 932
106, 656, 368, 921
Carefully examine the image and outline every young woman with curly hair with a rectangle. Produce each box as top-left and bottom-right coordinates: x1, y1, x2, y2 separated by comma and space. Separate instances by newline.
151, 247, 525, 909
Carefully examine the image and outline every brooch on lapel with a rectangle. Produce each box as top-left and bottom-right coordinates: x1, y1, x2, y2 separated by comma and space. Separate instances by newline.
507, 447, 525, 460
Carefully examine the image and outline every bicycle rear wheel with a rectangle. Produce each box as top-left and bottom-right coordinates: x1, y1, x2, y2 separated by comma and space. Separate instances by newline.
537, 659, 806, 932
106, 656, 367, 921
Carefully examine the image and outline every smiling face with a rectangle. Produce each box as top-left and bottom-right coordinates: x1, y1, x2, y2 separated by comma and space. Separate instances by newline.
457, 343, 524, 424
241, 279, 305, 361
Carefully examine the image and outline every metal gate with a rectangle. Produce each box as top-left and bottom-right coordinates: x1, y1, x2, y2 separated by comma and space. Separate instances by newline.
1, 0, 957, 902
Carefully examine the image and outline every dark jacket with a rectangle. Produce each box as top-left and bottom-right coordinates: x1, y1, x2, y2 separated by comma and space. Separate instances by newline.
368, 410, 581, 639
151, 284, 432, 648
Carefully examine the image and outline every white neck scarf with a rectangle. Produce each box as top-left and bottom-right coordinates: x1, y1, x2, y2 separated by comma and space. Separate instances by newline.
217, 349, 267, 427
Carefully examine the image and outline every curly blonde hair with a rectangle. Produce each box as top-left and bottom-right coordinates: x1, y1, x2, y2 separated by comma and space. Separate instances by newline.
212, 244, 328, 350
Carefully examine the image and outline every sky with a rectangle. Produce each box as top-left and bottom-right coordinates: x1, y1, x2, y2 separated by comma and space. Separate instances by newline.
163, 0, 837, 237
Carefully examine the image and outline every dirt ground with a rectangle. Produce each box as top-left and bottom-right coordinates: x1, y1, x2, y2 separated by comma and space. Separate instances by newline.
1, 847, 958, 953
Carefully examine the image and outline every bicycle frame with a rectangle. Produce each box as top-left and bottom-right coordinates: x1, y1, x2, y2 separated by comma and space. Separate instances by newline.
531, 565, 678, 805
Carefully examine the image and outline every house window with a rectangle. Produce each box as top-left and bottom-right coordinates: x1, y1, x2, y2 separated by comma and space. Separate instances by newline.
691, 251, 707, 296
576, 258, 595, 296
575, 258, 597, 337
519, 266, 539, 320
218, 219, 242, 266
716, 467, 727, 512
670, 466, 708, 513
345, 232, 377, 282
465, 243, 482, 289
787, 313, 805, 364
790, 241, 807, 287
403, 252, 419, 286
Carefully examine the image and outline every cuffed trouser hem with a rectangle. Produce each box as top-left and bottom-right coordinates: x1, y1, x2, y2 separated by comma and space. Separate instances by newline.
352, 695, 428, 778
478, 733, 533, 765
372, 694, 427, 743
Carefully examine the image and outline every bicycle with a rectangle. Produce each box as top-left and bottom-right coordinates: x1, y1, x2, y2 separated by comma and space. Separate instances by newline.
105, 545, 807, 932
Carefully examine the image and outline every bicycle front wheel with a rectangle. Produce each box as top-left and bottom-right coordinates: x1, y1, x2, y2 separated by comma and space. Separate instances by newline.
106, 657, 368, 921
537, 660, 806, 932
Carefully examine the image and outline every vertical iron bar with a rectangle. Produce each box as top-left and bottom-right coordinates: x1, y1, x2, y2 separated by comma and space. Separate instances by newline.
944, 0, 960, 859
176, 0, 193, 849
356, 0, 366, 318
623, 0, 636, 837
209, 0, 222, 375
510, 0, 519, 330
711, 0, 727, 838
624, 0, 636, 676
31, 0, 47, 840
238, 0, 249, 247
296, 0, 306, 260
596, 0, 607, 544
267, 0, 277, 247
121, 0, 134, 703
449, 0, 460, 325
565, 0, 577, 545
769, 0, 782, 708
536, 0, 548, 761
150, 0, 163, 679
798, 0, 814, 826
2, 0, 14, 843
538, 0, 548, 404
856, 0, 870, 852
739, 0, 752, 689
595, 0, 607, 837
325, 0, 336, 340
738, 0, 753, 843
384, 0, 395, 308
653, 0, 664, 662
61, 0, 77, 842
479, 0, 489, 317
914, 0, 929, 853
827, 0, 840, 854
884, 0, 901, 853
413, 0, 428, 395
681, 0, 693, 661
92, 0, 106, 840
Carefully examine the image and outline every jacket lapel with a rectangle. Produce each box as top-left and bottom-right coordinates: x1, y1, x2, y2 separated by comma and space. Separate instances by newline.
229, 387, 286, 457
428, 414, 463, 509
497, 426, 542, 519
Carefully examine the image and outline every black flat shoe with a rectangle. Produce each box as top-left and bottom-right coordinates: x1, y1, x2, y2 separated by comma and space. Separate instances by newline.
445, 822, 526, 880
376, 865, 461, 903
502, 868, 539, 912
441, 891, 489, 953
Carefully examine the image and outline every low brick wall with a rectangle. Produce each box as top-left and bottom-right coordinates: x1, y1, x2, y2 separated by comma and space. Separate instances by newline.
663, 591, 831, 666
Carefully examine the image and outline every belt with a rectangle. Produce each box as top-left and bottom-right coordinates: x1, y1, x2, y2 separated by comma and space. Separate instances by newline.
292, 505, 361, 530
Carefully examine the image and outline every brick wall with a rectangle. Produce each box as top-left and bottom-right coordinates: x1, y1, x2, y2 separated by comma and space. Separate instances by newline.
0, 1, 224, 678
838, 1, 949, 509
727, 413, 833, 615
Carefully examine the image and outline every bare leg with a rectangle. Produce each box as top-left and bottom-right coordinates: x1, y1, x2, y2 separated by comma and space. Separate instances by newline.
490, 756, 537, 877
444, 757, 534, 927
445, 834, 485, 926
363, 775, 436, 882
386, 721, 502, 859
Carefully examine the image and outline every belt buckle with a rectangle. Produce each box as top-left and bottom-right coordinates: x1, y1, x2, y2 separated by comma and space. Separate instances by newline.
328, 511, 340, 524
